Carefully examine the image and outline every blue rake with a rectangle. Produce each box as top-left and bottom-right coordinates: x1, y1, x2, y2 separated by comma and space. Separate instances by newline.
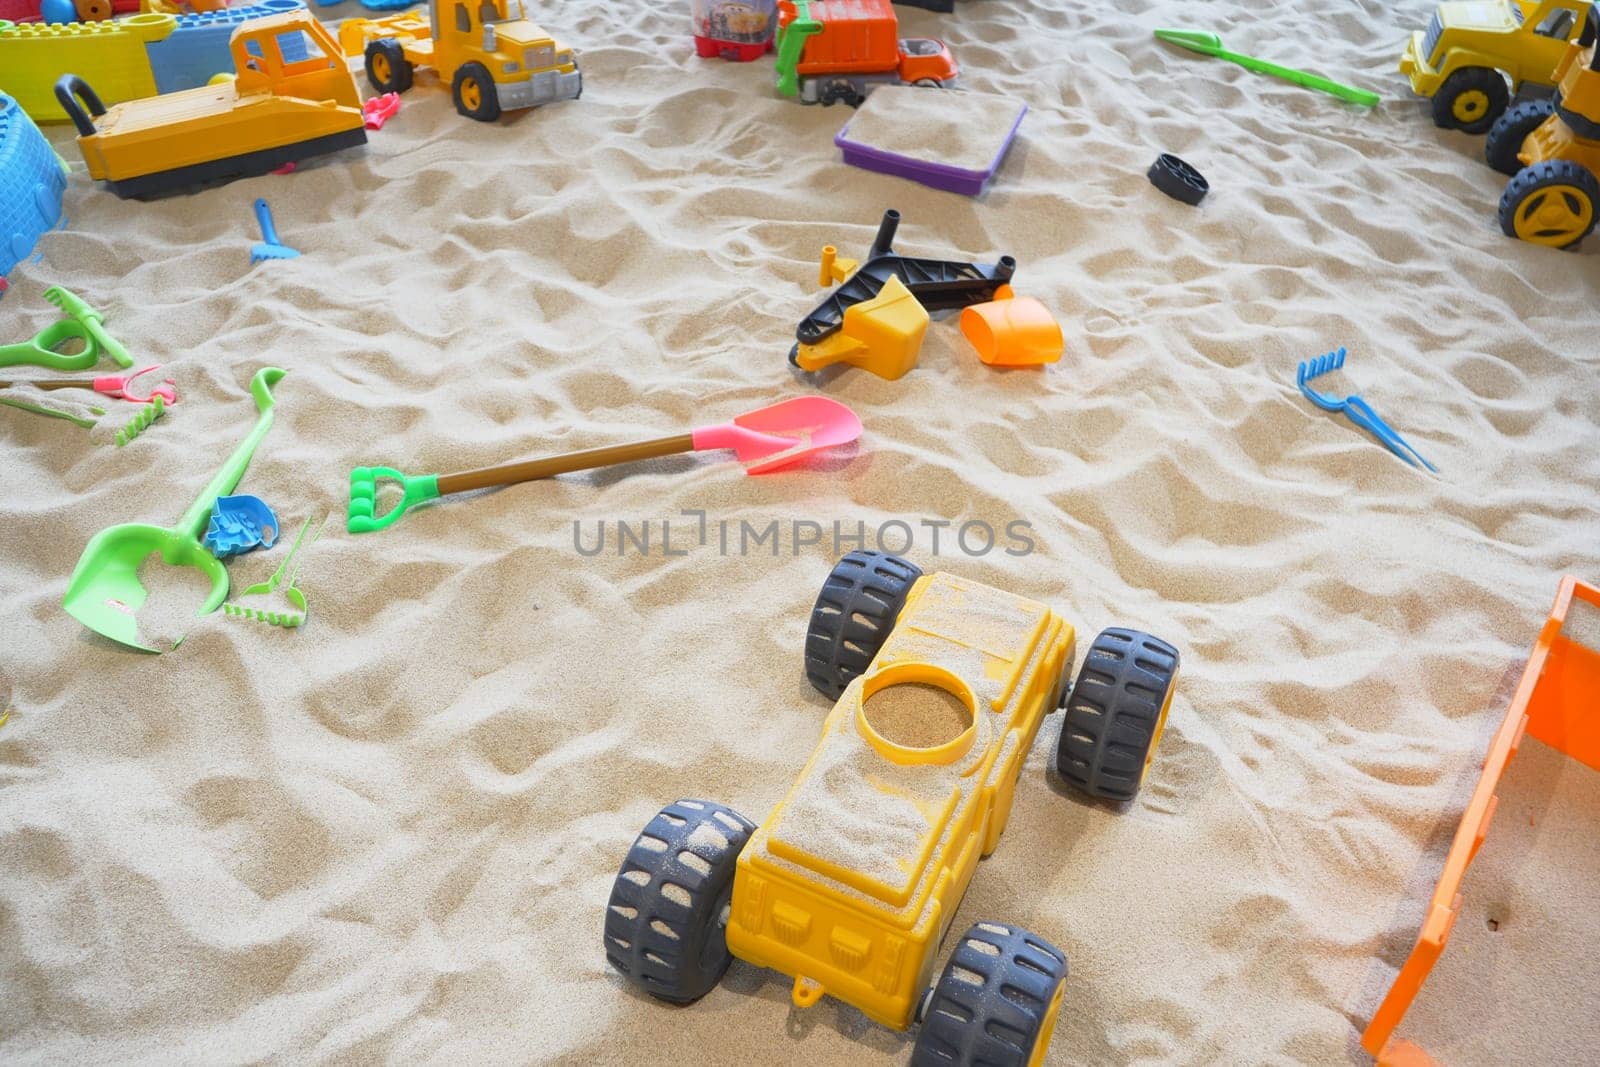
1297, 347, 1437, 472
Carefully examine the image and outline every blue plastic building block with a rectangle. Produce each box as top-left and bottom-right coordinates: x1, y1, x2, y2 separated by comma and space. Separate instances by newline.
204, 494, 282, 557
146, 0, 306, 95
0, 90, 67, 279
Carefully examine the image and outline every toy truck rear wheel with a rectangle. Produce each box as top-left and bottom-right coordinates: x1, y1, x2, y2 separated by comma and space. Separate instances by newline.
452, 63, 502, 122
1431, 67, 1509, 134
604, 800, 755, 1004
364, 39, 413, 95
1054, 628, 1179, 802
911, 923, 1069, 1067
805, 550, 924, 699
1498, 159, 1599, 248
1485, 99, 1557, 175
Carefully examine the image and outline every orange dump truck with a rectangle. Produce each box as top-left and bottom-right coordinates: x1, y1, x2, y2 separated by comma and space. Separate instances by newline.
773, 0, 957, 105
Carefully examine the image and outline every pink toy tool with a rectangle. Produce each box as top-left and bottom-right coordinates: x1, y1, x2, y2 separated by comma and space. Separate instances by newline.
348, 395, 863, 533
0, 364, 175, 403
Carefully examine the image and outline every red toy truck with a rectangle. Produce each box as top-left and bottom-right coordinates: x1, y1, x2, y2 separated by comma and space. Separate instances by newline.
773, 0, 957, 105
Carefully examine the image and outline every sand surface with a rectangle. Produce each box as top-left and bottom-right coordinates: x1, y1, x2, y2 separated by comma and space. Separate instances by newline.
3, 0, 1599, 1063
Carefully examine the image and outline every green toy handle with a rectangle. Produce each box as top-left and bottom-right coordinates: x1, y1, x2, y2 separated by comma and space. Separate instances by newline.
0, 319, 100, 371
1154, 29, 1379, 107
176, 367, 285, 539
48, 286, 133, 368
347, 467, 441, 532
1218, 50, 1379, 106
774, 1, 822, 98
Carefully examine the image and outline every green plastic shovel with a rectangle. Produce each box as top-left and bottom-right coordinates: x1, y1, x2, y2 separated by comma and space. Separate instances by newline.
63, 367, 286, 652
1154, 29, 1379, 107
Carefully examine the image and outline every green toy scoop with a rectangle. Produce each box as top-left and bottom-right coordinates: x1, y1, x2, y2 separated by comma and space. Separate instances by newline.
63, 367, 285, 652
1154, 29, 1380, 107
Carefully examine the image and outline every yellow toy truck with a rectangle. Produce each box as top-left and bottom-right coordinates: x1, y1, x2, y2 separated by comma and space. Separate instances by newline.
604, 551, 1181, 1065
1401, 0, 1591, 132
54, 9, 365, 198
338, 0, 580, 122
1486, 4, 1600, 245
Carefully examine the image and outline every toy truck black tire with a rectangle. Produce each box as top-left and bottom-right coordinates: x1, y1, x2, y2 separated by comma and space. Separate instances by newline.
1431, 66, 1509, 134
1485, 99, 1557, 175
805, 551, 923, 699
1498, 159, 1600, 248
911, 923, 1069, 1067
364, 39, 413, 94
1054, 628, 1179, 802
452, 62, 502, 122
604, 800, 756, 1004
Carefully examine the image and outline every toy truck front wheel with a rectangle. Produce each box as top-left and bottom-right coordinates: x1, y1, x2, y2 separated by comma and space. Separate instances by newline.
1498, 159, 1599, 248
1431, 66, 1509, 133
364, 39, 414, 95
1054, 628, 1180, 802
452, 63, 503, 122
910, 923, 1069, 1067
804, 550, 924, 699
604, 800, 756, 1003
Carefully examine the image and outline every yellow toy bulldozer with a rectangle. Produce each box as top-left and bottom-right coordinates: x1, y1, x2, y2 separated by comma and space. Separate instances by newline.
1486, 5, 1600, 246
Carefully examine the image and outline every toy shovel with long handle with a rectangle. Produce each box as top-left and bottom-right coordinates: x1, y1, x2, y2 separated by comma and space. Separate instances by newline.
348, 395, 862, 534
1154, 29, 1380, 107
63, 367, 286, 652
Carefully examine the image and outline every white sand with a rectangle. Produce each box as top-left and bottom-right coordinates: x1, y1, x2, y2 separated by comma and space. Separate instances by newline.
2, 0, 1599, 1063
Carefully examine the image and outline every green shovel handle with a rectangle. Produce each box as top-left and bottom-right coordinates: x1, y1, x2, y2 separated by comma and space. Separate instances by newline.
176, 367, 285, 539
1217, 50, 1380, 106
348, 467, 440, 533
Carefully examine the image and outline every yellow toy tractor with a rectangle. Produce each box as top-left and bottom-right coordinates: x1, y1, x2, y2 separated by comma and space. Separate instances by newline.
1401, 0, 1592, 133
1486, 5, 1600, 246
604, 551, 1181, 1066
338, 0, 580, 122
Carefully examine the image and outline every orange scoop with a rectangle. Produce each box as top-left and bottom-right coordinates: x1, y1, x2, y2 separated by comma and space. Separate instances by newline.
959, 290, 1063, 367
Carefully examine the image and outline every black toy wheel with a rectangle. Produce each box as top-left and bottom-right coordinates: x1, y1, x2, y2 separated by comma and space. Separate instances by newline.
805, 551, 923, 699
1147, 152, 1208, 205
604, 799, 755, 1004
1054, 628, 1179, 802
1485, 99, 1556, 175
364, 39, 412, 94
911, 923, 1069, 1067
1499, 159, 1599, 249
453, 62, 502, 121
1431, 67, 1508, 134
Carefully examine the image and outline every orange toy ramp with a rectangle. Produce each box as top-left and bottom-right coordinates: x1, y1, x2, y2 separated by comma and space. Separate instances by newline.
1361, 576, 1600, 1066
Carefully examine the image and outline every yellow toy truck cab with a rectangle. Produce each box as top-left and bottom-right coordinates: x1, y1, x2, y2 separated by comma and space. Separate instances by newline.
338, 0, 580, 122
55, 10, 365, 198
1485, 4, 1600, 245
1401, 0, 1591, 132
605, 551, 1181, 1066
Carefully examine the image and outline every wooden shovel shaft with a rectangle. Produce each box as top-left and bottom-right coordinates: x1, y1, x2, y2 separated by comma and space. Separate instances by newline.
436, 432, 697, 495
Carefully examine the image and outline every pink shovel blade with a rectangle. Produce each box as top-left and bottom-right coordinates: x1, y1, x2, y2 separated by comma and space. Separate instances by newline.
690, 396, 863, 474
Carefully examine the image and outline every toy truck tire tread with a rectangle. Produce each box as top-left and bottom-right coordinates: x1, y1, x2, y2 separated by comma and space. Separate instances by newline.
910, 922, 1068, 1067
1430, 66, 1509, 133
604, 800, 756, 1004
1054, 628, 1179, 802
805, 550, 924, 699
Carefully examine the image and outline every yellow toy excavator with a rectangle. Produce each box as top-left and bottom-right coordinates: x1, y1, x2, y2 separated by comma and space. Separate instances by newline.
339, 0, 581, 122
1486, 4, 1600, 247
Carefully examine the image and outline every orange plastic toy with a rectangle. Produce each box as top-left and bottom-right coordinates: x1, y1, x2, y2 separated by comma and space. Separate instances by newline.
773, 0, 957, 105
960, 289, 1064, 367
1362, 575, 1600, 1066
